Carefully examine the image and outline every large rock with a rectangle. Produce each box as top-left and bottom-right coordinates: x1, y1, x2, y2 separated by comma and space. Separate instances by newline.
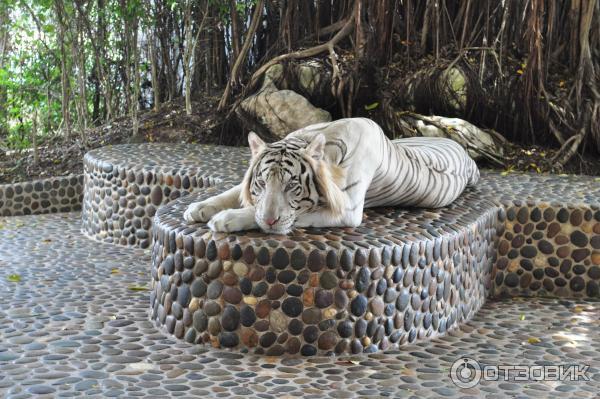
412, 115, 504, 162
239, 65, 331, 139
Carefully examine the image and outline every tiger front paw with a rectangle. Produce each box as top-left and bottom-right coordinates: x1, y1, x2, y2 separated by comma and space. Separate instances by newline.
183, 201, 221, 224
207, 208, 258, 232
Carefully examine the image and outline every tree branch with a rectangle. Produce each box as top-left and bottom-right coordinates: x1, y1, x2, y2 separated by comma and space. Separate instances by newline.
218, 0, 265, 111
246, 4, 357, 95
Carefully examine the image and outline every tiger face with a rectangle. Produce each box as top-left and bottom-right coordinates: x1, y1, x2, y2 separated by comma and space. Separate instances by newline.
241, 133, 325, 234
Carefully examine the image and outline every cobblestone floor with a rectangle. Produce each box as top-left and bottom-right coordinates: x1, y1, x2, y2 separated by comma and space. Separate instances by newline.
1, 213, 599, 398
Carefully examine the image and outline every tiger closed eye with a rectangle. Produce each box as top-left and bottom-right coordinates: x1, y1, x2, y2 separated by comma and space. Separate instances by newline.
285, 181, 297, 191
255, 177, 265, 186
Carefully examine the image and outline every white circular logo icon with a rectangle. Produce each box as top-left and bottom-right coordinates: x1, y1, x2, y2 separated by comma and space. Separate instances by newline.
450, 357, 482, 388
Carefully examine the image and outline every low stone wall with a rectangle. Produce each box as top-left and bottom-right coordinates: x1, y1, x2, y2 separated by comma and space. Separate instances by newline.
493, 202, 600, 298
0, 175, 83, 216
150, 185, 500, 355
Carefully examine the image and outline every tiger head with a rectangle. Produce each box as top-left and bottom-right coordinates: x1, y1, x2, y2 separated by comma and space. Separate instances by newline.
240, 132, 345, 234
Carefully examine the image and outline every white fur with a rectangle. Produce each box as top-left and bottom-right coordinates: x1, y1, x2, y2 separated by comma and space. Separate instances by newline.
185, 118, 479, 232
207, 207, 258, 232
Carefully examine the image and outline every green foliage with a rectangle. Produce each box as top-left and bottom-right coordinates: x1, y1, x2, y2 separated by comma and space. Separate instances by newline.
0, 0, 62, 149
0, 0, 128, 148
0, 0, 229, 149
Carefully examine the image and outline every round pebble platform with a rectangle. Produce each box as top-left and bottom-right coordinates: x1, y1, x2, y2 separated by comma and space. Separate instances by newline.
151, 186, 500, 355
152, 153, 600, 357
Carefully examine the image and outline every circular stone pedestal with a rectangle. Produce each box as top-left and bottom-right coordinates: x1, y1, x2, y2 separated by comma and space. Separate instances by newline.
150, 185, 500, 355
81, 144, 248, 247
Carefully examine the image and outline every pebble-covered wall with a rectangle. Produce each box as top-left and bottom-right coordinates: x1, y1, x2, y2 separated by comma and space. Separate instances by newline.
493, 203, 600, 298
143, 147, 599, 355
81, 144, 248, 247
150, 186, 500, 355
0, 175, 83, 216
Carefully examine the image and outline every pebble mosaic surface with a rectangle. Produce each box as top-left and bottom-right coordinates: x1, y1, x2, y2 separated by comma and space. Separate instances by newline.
76, 143, 600, 355
0, 175, 83, 217
1, 213, 599, 398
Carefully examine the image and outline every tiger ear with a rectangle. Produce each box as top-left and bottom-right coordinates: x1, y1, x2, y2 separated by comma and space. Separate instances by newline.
248, 132, 265, 158
305, 133, 325, 161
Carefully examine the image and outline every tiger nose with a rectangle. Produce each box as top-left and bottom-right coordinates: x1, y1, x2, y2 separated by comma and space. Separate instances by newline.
265, 217, 279, 227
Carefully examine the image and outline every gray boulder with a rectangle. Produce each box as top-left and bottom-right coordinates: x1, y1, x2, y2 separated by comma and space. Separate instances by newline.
239, 65, 331, 139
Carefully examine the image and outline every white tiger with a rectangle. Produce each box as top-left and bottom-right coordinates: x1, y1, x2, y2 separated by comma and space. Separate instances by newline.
184, 118, 479, 234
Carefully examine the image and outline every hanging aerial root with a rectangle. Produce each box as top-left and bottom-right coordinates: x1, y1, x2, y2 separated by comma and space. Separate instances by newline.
551, 132, 584, 168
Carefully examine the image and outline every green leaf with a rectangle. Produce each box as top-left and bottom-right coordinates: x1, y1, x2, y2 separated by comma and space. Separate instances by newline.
128, 285, 150, 291
7, 274, 21, 282
364, 102, 379, 111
